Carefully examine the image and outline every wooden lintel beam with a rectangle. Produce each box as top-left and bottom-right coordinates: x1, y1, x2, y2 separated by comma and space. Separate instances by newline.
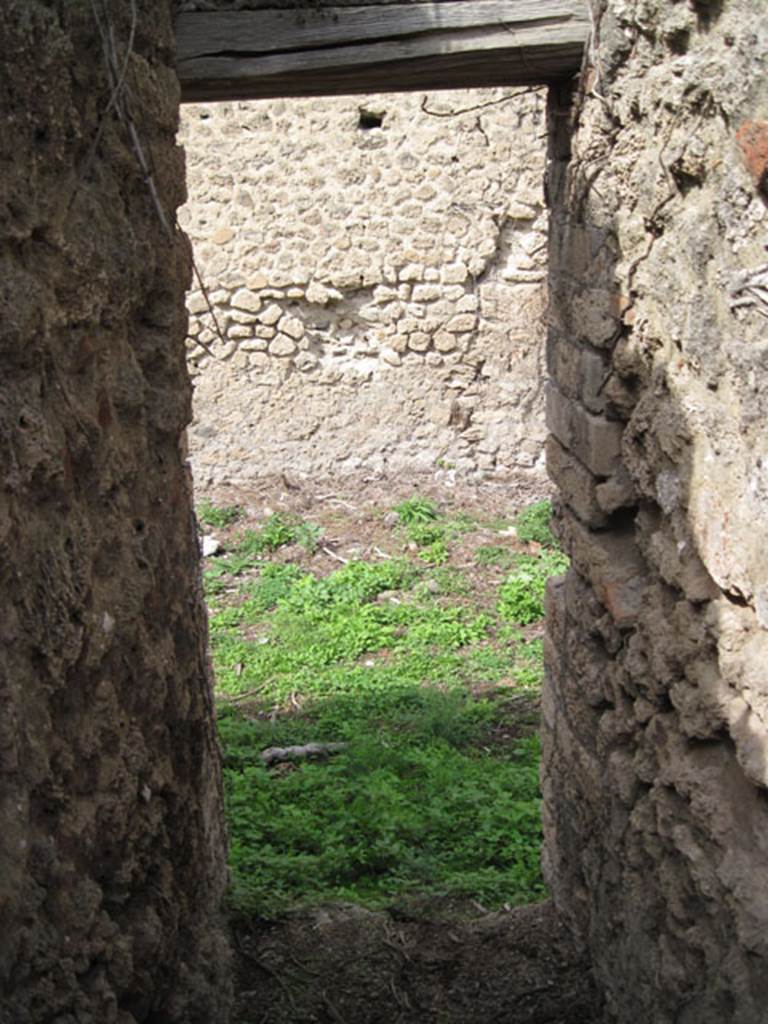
175, 1, 588, 103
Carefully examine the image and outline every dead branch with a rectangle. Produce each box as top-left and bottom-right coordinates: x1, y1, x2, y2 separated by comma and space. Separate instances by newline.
322, 546, 349, 564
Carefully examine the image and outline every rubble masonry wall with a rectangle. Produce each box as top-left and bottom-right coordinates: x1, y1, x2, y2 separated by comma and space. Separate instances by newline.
542, 2, 768, 1020
179, 89, 549, 485
0, 4, 231, 1021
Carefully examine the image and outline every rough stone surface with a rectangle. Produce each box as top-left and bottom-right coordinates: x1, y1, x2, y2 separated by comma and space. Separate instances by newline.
542, 3, 768, 1021
178, 90, 549, 484
0, 4, 231, 1022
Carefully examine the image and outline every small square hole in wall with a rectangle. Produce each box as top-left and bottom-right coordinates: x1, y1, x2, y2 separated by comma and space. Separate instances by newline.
358, 108, 385, 130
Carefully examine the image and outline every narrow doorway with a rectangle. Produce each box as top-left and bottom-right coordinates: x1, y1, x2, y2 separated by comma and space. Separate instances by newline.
179, 86, 600, 1022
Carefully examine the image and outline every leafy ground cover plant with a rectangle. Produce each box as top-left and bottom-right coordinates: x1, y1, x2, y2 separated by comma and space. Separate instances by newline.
197, 498, 244, 528
394, 495, 439, 524
498, 551, 569, 625
202, 491, 566, 921
394, 496, 476, 565
203, 514, 324, 592
512, 499, 557, 548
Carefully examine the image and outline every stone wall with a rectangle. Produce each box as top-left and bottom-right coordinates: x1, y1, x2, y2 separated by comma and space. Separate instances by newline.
0, 3, 231, 1022
542, 2, 768, 1021
179, 89, 549, 484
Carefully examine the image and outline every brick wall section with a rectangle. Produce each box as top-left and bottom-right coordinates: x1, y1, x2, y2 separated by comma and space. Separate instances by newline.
542, 3, 768, 1021
0, 4, 231, 1021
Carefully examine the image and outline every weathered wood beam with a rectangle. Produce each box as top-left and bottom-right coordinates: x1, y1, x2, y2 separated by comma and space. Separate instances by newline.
175, 1, 588, 103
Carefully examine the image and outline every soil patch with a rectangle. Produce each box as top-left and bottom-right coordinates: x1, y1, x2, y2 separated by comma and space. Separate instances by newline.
232, 899, 603, 1024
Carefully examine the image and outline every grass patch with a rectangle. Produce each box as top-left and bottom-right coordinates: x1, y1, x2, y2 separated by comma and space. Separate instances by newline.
206, 495, 567, 920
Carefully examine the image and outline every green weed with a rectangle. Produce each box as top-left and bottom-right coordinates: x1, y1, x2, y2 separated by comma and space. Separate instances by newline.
513, 500, 558, 549
197, 499, 244, 529
203, 515, 324, 593
513, 639, 546, 689
498, 551, 569, 624
394, 496, 439, 524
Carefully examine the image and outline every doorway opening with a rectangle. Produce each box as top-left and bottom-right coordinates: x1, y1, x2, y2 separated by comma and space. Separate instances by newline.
179, 85, 600, 1021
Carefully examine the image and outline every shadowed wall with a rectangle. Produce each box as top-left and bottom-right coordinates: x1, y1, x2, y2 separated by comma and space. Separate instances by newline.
0, 3, 231, 1021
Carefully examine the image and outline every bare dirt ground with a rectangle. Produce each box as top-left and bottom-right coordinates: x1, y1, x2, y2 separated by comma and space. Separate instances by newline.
198, 468, 554, 599
231, 899, 603, 1024
197, 471, 603, 1024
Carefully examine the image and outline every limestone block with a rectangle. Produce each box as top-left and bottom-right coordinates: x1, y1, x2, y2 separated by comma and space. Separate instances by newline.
254, 325, 276, 339
210, 227, 235, 245
217, 340, 237, 359
295, 352, 318, 372
399, 263, 423, 281
446, 313, 477, 333
279, 315, 305, 340
186, 292, 208, 315
358, 303, 384, 321
398, 318, 421, 334
502, 266, 545, 284
546, 385, 623, 478
429, 299, 456, 318
231, 288, 261, 313
380, 347, 402, 366
247, 272, 268, 290
305, 280, 329, 304
411, 283, 441, 302
269, 334, 297, 357
433, 331, 458, 353
228, 308, 257, 324
408, 332, 430, 352
442, 262, 468, 284
259, 303, 283, 326
456, 294, 479, 312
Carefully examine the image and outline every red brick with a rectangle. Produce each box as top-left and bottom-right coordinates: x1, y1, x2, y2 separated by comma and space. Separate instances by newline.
736, 121, 768, 196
